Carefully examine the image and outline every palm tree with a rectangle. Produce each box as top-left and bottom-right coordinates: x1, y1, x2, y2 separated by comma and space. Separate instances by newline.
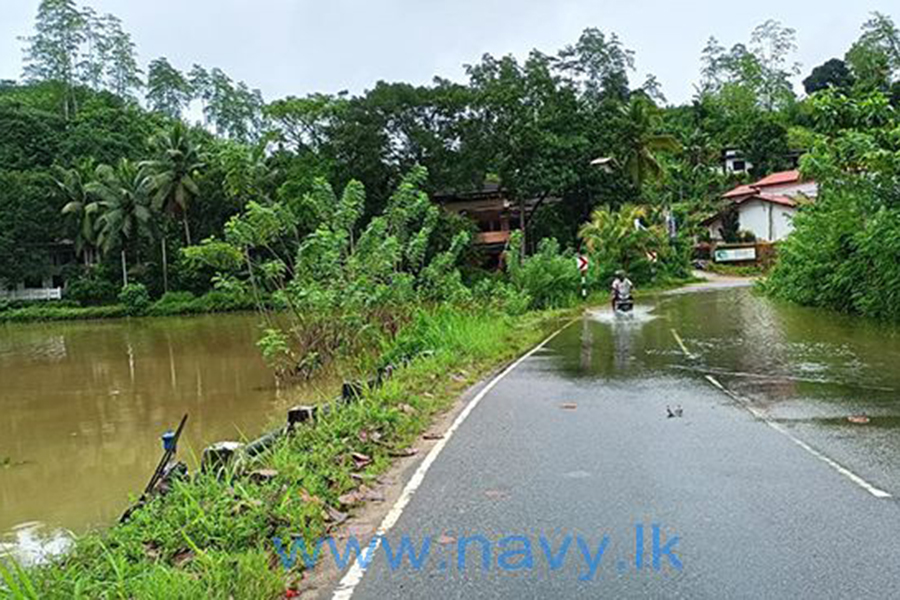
87, 159, 156, 287
618, 96, 681, 189
141, 122, 205, 245
56, 163, 100, 265
578, 204, 664, 272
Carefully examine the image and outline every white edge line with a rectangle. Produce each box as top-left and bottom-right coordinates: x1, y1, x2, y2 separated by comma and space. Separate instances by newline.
331, 319, 577, 599
703, 374, 892, 499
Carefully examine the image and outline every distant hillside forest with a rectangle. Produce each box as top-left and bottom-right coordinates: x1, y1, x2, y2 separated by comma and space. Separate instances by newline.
2, 1, 899, 317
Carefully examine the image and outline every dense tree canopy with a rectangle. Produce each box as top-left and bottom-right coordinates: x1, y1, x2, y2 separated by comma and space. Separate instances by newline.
3, 0, 900, 321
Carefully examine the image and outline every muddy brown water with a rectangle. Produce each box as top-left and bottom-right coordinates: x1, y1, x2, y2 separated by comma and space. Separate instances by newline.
0, 313, 338, 563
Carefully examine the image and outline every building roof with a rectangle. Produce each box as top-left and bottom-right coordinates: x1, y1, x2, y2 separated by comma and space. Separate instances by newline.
723, 184, 758, 199
735, 193, 796, 208
722, 170, 806, 200
753, 169, 801, 187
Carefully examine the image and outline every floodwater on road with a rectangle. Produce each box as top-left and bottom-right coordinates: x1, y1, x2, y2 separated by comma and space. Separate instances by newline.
576, 284, 900, 494
0, 313, 337, 564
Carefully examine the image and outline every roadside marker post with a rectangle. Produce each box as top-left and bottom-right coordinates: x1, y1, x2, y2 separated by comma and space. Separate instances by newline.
577, 254, 589, 299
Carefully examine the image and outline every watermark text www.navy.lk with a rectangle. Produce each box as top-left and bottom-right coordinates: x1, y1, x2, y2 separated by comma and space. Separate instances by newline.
274, 523, 681, 581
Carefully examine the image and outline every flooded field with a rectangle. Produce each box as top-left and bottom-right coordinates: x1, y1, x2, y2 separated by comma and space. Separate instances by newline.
0, 313, 337, 562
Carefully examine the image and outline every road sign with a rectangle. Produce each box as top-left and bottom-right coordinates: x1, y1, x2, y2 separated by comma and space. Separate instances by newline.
577, 255, 589, 273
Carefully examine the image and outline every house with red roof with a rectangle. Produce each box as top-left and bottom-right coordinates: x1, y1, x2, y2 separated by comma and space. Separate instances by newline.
704, 170, 817, 243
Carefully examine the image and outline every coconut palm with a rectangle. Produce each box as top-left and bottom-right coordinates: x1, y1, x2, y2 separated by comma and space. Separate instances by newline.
56, 163, 100, 265
87, 159, 155, 286
618, 96, 681, 189
141, 122, 205, 245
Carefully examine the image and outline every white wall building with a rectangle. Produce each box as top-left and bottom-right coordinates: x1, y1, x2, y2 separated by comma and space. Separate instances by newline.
705, 170, 817, 243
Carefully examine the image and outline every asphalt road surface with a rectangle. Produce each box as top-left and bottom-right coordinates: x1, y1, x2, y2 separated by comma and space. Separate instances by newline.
329, 288, 900, 599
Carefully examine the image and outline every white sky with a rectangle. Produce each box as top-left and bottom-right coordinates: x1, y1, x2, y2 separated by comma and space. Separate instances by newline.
1, 0, 897, 105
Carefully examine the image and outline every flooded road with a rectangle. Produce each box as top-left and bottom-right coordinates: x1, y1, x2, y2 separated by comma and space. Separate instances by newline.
0, 313, 336, 562
572, 285, 900, 493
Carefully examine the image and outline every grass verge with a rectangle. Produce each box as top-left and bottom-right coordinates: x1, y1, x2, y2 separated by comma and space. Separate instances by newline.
1, 306, 575, 599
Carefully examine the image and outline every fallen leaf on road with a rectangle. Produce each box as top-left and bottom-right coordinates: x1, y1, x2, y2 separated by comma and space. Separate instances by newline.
338, 491, 364, 506
848, 415, 870, 424
560, 403, 578, 410
437, 534, 457, 545
389, 447, 418, 457
323, 506, 348, 525
360, 485, 385, 502
351, 452, 372, 469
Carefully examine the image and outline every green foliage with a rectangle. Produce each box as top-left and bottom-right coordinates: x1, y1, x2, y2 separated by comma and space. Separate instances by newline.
0, 303, 127, 323
146, 57, 192, 118
146, 290, 255, 317
506, 232, 579, 309
803, 58, 855, 94
766, 90, 900, 319
117, 282, 150, 315
64, 273, 118, 305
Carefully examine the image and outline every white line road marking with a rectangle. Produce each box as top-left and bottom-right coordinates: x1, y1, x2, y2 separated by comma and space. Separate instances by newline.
670, 328, 696, 359
703, 374, 892, 499
331, 320, 576, 600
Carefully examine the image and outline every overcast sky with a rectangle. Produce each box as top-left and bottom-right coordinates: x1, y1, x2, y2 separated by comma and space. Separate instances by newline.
1, 1, 897, 105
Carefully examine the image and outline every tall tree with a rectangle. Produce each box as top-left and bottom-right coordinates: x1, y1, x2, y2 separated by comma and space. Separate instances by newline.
102, 14, 142, 99
803, 58, 854, 94
846, 12, 900, 91
76, 6, 109, 90
20, 0, 86, 119
555, 27, 635, 102
191, 66, 266, 142
698, 20, 799, 110
56, 163, 99, 263
146, 57, 193, 118
142, 122, 205, 244
87, 159, 155, 286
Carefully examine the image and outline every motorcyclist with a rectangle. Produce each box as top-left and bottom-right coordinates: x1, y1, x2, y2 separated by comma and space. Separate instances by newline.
611, 270, 633, 311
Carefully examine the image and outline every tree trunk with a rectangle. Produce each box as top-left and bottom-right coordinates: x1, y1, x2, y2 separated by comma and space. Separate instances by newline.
183, 216, 192, 246
519, 197, 527, 259
121, 250, 128, 287
161, 238, 169, 293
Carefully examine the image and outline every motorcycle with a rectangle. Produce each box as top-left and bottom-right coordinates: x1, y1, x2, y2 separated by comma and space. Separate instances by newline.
613, 294, 634, 314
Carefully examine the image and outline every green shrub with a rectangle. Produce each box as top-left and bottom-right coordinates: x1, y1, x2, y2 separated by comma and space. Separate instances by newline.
64, 276, 119, 306
118, 283, 151, 315
0, 304, 128, 323
507, 233, 579, 309
146, 290, 256, 317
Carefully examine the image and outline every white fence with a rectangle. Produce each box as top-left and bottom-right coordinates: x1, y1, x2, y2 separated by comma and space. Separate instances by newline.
0, 288, 63, 301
